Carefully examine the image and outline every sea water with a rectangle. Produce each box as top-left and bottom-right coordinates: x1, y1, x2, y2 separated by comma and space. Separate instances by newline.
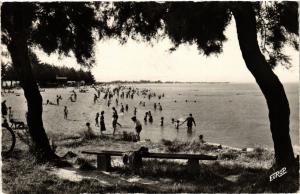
128, 82, 299, 149
4, 82, 298, 150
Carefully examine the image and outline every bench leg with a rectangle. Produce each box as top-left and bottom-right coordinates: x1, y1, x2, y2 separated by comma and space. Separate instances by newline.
97, 154, 111, 171
187, 159, 200, 172
132, 156, 143, 171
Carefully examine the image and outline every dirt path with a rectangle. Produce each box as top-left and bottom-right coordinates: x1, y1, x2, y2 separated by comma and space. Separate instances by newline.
48, 167, 171, 192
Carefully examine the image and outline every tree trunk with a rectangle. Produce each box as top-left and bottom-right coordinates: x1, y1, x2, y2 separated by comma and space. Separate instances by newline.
6, 5, 58, 161
231, 3, 295, 167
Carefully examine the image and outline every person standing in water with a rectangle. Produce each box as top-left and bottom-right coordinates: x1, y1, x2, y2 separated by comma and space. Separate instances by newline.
144, 112, 148, 123
181, 113, 196, 131
95, 112, 100, 127
148, 111, 153, 123
160, 117, 164, 126
100, 111, 106, 134
64, 106, 68, 119
175, 120, 180, 129
131, 116, 142, 140
153, 103, 157, 111
120, 104, 124, 113
158, 103, 163, 111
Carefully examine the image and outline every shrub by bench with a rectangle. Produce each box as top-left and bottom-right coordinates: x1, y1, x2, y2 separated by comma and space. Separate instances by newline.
10, 119, 28, 130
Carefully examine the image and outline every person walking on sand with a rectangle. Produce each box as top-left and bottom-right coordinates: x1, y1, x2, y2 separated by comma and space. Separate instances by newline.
94, 94, 98, 104
56, 95, 62, 105
95, 112, 100, 127
125, 104, 129, 112
115, 98, 119, 106
100, 111, 106, 134
131, 116, 142, 140
181, 113, 196, 131
72, 90, 77, 101
64, 106, 68, 119
1, 100, 7, 118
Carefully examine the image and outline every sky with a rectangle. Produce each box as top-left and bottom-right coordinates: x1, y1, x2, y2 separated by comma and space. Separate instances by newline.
36, 19, 299, 83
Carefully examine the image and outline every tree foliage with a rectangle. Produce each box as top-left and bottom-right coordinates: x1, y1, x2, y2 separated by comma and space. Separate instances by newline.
1, 2, 110, 67
256, 1, 299, 68
110, 1, 298, 67
1, 2, 297, 69
1, 52, 95, 85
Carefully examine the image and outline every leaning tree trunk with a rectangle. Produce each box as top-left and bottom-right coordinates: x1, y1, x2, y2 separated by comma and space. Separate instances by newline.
231, 3, 295, 167
6, 5, 58, 161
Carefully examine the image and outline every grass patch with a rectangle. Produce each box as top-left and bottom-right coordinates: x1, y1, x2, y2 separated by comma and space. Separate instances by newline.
3, 138, 298, 193
2, 149, 159, 193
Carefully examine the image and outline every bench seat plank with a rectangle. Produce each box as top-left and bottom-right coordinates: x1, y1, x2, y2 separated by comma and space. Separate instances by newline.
82, 150, 217, 160
144, 153, 217, 160
82, 150, 124, 156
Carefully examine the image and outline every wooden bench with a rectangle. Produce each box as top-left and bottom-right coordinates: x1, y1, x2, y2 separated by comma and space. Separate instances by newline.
82, 150, 218, 171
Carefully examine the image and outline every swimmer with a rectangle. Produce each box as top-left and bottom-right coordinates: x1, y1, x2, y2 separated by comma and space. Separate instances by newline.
160, 117, 164, 126
171, 118, 175, 124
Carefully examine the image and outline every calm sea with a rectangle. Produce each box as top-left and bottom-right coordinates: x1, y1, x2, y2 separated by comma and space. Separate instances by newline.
123, 82, 299, 149
5, 82, 298, 150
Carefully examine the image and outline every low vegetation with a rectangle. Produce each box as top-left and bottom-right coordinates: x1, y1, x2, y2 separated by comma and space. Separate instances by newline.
2, 136, 299, 193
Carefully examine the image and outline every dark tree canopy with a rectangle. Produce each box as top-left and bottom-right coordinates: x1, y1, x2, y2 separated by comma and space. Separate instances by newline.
1, 2, 298, 69
110, 1, 298, 67
1, 2, 111, 67
110, 2, 231, 54
255, 1, 299, 68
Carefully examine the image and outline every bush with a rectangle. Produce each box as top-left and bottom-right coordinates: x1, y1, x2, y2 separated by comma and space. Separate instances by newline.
122, 131, 138, 142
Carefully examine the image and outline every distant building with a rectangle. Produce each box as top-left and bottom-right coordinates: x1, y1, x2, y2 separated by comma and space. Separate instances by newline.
56, 76, 67, 85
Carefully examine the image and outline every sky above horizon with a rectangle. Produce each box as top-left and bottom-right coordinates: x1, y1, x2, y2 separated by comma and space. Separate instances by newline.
36, 19, 299, 83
